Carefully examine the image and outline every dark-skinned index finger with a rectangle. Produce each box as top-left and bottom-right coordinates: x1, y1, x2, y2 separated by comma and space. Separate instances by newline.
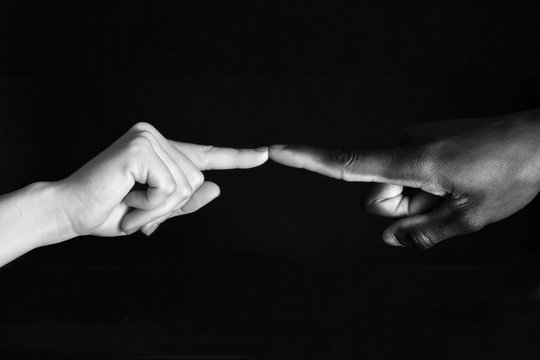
268, 144, 428, 187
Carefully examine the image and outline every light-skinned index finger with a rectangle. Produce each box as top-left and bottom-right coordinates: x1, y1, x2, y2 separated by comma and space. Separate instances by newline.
168, 141, 269, 170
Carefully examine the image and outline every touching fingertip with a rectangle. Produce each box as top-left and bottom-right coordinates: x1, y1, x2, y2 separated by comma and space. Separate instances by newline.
255, 150, 269, 165
269, 144, 286, 151
268, 145, 289, 161
255, 146, 269, 153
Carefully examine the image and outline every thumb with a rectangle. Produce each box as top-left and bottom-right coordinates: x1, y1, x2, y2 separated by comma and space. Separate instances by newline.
382, 201, 481, 249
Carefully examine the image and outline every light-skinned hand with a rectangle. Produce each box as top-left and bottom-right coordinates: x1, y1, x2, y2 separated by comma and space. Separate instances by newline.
56, 122, 268, 241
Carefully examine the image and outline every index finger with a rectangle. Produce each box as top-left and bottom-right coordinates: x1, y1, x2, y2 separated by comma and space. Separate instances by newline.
168, 141, 269, 170
268, 144, 429, 187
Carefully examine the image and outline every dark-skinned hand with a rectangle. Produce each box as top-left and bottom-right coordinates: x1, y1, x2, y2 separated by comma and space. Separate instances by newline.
269, 109, 540, 249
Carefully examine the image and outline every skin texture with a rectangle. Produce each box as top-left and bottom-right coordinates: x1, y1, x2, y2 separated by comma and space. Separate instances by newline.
0, 122, 268, 267
269, 108, 540, 249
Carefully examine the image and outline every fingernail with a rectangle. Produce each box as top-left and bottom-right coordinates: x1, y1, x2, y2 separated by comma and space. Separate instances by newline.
269, 144, 286, 151
384, 234, 403, 247
146, 223, 159, 236
255, 146, 269, 152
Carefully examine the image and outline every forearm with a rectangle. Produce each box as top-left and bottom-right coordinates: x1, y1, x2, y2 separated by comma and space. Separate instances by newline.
0, 182, 75, 267
521, 109, 540, 187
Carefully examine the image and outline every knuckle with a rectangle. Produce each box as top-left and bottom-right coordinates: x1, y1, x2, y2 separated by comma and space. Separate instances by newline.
422, 140, 456, 175
128, 130, 154, 147
127, 135, 152, 155
202, 145, 215, 154
199, 146, 215, 168
329, 148, 359, 181
131, 122, 155, 133
192, 171, 205, 189
162, 179, 177, 195
177, 183, 193, 200
136, 130, 155, 142
409, 226, 437, 249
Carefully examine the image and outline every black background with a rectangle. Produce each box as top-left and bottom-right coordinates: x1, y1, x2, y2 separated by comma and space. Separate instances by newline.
1, 1, 540, 359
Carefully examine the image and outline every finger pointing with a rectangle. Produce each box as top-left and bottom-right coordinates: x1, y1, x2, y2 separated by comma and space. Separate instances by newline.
169, 141, 269, 170
269, 144, 428, 187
